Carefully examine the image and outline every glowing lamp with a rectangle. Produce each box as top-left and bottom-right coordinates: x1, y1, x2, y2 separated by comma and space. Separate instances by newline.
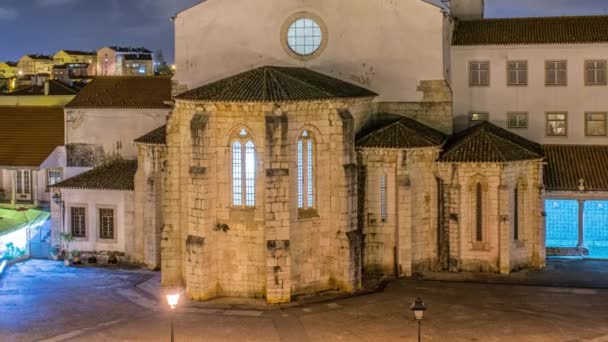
166, 293, 180, 309
410, 297, 426, 321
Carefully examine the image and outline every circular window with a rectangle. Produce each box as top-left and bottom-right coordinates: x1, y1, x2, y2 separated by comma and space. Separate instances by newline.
281, 12, 327, 61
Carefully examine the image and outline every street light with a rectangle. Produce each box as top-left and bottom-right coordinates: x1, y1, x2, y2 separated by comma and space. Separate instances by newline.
410, 297, 427, 342
166, 292, 181, 342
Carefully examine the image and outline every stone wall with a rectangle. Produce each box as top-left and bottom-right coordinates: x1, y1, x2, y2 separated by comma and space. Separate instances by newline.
162, 98, 370, 303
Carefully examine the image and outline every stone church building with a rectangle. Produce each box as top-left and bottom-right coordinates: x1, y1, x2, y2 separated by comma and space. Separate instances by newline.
49, 0, 608, 304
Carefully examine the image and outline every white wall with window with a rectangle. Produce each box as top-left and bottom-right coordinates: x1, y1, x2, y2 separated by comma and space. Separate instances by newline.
51, 189, 134, 256
452, 43, 608, 144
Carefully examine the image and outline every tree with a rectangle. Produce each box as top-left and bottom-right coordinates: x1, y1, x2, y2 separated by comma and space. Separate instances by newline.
154, 49, 173, 76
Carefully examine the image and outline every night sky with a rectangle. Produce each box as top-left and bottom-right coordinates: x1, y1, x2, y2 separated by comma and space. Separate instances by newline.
1, 0, 607, 63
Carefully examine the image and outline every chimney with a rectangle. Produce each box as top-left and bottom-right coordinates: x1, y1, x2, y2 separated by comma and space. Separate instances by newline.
450, 0, 484, 21
44, 80, 50, 95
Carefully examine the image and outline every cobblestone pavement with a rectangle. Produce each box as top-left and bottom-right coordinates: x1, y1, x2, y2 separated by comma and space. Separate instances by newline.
2, 259, 608, 342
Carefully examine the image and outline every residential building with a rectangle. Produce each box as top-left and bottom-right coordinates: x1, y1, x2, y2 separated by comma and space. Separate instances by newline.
53, 50, 97, 65
0, 79, 82, 107
17, 54, 54, 76
0, 61, 18, 79
97, 47, 154, 76
52, 63, 94, 80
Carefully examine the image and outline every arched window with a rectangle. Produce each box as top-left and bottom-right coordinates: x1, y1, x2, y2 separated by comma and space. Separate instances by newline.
475, 183, 483, 242
380, 175, 387, 223
232, 129, 256, 207
297, 130, 315, 209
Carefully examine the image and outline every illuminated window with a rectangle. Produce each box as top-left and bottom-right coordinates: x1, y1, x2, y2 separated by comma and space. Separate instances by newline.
99, 208, 114, 239
546, 61, 567, 86
380, 175, 387, 222
297, 130, 315, 209
287, 18, 322, 56
507, 61, 527, 86
47, 169, 62, 189
469, 61, 489, 86
71, 207, 86, 238
546, 112, 567, 136
585, 112, 607, 136
232, 129, 256, 207
470, 112, 489, 122
585, 60, 607, 85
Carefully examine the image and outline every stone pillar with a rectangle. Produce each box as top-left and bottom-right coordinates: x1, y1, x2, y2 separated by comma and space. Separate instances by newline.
397, 151, 412, 277
448, 183, 461, 272
498, 185, 511, 274
32, 170, 38, 207
577, 199, 585, 248
264, 112, 291, 303
10, 170, 16, 208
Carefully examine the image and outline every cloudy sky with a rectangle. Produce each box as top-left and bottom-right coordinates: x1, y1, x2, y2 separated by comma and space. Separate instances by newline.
1, 0, 607, 63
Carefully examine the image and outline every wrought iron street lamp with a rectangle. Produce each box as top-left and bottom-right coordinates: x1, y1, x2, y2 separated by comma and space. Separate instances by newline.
410, 297, 427, 342
166, 292, 181, 342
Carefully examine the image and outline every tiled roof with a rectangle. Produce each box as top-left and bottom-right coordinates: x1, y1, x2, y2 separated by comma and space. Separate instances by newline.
453, 15, 608, 46
124, 54, 153, 61
51, 160, 138, 191
0, 106, 64, 167
134, 125, 166, 145
544, 145, 608, 191
439, 122, 543, 163
357, 115, 446, 149
4, 80, 81, 96
4, 62, 17, 67
175, 66, 378, 102
26, 54, 52, 60
61, 50, 96, 56
65, 76, 172, 109
110, 46, 152, 54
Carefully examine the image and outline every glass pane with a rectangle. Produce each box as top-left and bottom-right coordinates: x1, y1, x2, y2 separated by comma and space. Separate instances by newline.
232, 141, 242, 206
245, 141, 256, 207
307, 139, 313, 208
287, 18, 322, 56
297, 140, 303, 208
545, 200, 578, 247
381, 175, 387, 221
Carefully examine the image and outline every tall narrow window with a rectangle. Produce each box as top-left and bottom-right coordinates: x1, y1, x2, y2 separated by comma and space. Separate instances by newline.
514, 185, 519, 241
475, 183, 483, 242
231, 129, 256, 207
99, 208, 114, 239
71, 207, 86, 238
380, 175, 387, 222
297, 130, 315, 209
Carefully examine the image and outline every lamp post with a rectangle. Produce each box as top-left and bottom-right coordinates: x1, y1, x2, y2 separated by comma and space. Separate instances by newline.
410, 297, 426, 342
166, 292, 180, 342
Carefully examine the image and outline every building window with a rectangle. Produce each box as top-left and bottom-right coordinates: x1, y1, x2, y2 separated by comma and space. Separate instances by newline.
469, 62, 489, 86
585, 112, 607, 136
232, 129, 256, 207
380, 175, 387, 223
514, 185, 520, 241
470, 112, 489, 122
546, 61, 567, 86
71, 207, 86, 238
287, 17, 322, 56
546, 113, 568, 136
507, 112, 528, 129
585, 60, 607, 85
99, 208, 114, 239
297, 131, 315, 209
475, 183, 483, 242
507, 61, 527, 86
47, 169, 62, 189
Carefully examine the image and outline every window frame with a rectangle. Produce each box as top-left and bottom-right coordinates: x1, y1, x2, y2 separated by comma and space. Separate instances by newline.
506, 60, 528, 86
469, 61, 490, 87
507, 112, 528, 129
469, 111, 489, 123
545, 60, 568, 86
546, 112, 568, 137
97, 206, 116, 241
584, 60, 607, 86
380, 174, 387, 223
297, 130, 316, 210
231, 128, 256, 208
585, 112, 607, 137
46, 168, 62, 191
70, 206, 87, 239
281, 12, 328, 62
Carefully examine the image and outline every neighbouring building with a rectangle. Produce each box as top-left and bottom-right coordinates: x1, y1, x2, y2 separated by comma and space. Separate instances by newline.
17, 54, 54, 76
0, 79, 82, 107
53, 50, 97, 66
0, 61, 18, 79
52, 63, 94, 80
97, 47, 154, 76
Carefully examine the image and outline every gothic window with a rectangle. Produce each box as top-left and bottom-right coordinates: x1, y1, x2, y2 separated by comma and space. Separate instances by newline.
297, 130, 315, 209
514, 185, 520, 241
380, 175, 387, 222
475, 183, 484, 242
232, 129, 256, 207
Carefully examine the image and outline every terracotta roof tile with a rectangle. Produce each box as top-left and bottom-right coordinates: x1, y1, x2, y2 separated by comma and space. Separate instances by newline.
440, 122, 543, 163
51, 160, 137, 191
544, 145, 608, 191
357, 115, 446, 149
175, 66, 378, 102
0, 106, 64, 167
134, 125, 166, 145
65, 76, 172, 109
453, 16, 608, 46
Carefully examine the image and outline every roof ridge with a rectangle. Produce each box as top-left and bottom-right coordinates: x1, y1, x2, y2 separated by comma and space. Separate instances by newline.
466, 14, 608, 22
271, 67, 336, 98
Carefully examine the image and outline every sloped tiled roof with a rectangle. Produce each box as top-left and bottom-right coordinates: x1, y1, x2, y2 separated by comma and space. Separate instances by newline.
110, 46, 152, 53
61, 50, 96, 56
357, 115, 446, 149
544, 145, 608, 191
124, 54, 153, 61
51, 160, 138, 191
5, 80, 81, 96
26, 54, 52, 60
0, 106, 64, 167
440, 122, 543, 163
175, 66, 378, 102
65, 76, 172, 109
453, 15, 608, 46
134, 125, 166, 145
